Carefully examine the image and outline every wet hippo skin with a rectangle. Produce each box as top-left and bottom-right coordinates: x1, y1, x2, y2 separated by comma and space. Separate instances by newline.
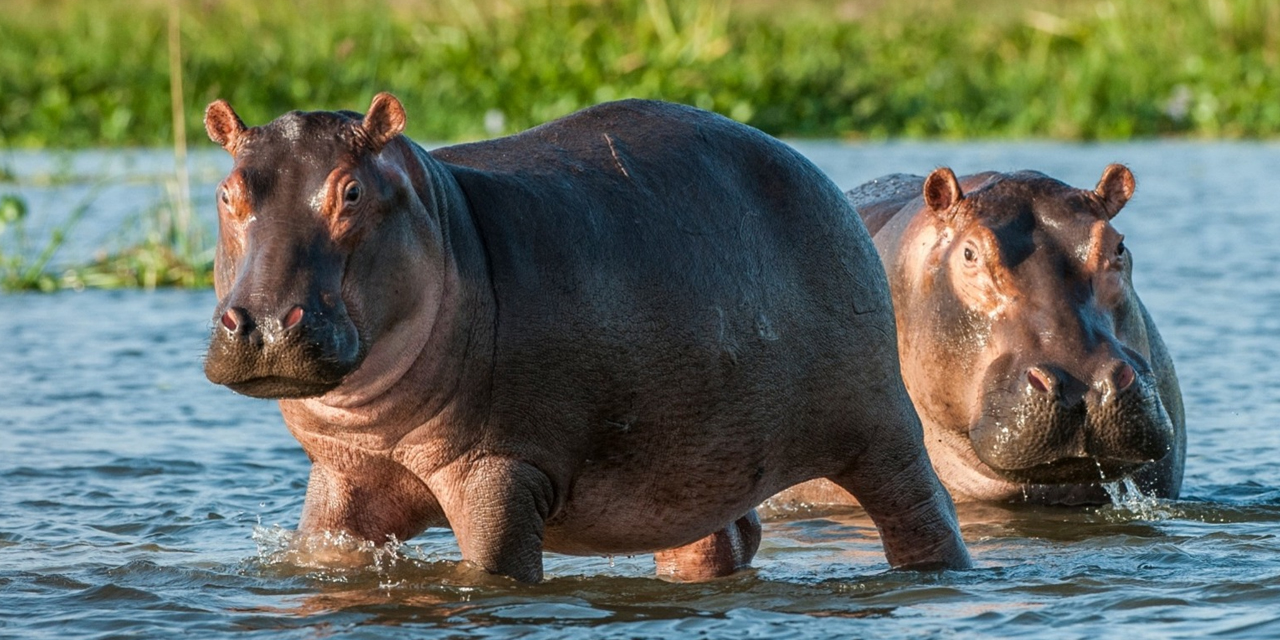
774, 166, 1184, 508
201, 94, 971, 582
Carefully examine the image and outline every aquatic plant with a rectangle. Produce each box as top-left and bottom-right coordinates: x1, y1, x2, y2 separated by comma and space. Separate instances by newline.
0, 192, 84, 292
0, 183, 211, 293
62, 182, 214, 291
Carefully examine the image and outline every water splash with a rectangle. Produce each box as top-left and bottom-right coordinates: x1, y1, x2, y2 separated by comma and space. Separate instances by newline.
1100, 477, 1178, 521
251, 524, 408, 574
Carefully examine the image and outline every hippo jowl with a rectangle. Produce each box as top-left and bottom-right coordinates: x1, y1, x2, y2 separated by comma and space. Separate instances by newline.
201, 94, 971, 582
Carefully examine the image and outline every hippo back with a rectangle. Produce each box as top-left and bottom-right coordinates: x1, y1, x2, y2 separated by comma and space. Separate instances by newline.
428, 100, 906, 550
844, 173, 925, 236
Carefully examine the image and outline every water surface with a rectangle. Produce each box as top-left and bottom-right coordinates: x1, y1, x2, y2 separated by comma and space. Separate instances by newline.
3, 142, 1280, 638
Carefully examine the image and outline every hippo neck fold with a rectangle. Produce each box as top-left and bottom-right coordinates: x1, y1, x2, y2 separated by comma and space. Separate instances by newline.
281, 138, 496, 449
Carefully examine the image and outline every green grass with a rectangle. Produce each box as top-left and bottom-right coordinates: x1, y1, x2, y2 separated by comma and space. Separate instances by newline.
2, 0, 1278, 148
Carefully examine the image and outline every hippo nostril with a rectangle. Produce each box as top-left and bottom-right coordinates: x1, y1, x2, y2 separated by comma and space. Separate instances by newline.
1115, 362, 1136, 392
1027, 366, 1055, 395
283, 305, 305, 330
220, 308, 247, 334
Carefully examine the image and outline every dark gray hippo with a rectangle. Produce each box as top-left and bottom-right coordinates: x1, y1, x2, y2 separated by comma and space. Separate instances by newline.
201, 94, 970, 582
774, 166, 1184, 507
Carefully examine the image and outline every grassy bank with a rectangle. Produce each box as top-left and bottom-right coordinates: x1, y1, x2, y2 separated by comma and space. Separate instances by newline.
2, 0, 1278, 148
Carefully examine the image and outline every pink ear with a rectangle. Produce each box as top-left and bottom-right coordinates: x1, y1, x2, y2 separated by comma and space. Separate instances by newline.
363, 92, 407, 151
204, 100, 246, 154
1094, 163, 1135, 220
923, 167, 964, 218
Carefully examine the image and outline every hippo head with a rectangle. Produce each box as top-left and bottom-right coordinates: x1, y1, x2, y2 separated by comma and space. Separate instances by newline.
202, 93, 442, 399
898, 165, 1177, 493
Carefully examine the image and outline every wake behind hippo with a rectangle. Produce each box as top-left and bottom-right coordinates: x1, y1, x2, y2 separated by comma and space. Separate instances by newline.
776, 165, 1184, 508
201, 94, 970, 582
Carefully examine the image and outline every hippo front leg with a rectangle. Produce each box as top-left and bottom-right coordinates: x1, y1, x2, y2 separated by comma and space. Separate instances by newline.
654, 510, 762, 581
297, 462, 444, 545
830, 429, 971, 570
446, 458, 557, 583
291, 460, 445, 570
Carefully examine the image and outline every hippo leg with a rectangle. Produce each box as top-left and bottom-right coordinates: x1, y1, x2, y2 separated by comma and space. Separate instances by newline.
830, 424, 971, 570
298, 462, 444, 543
448, 457, 557, 583
653, 510, 762, 581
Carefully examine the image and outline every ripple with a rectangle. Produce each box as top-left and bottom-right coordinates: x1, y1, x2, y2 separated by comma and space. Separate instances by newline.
78, 583, 164, 604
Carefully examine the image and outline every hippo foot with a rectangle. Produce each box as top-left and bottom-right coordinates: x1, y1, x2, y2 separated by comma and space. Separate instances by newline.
653, 511, 761, 581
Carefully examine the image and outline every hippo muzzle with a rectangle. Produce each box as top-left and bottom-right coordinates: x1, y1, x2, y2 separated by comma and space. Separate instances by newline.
968, 353, 1176, 484
205, 296, 361, 398
204, 229, 363, 399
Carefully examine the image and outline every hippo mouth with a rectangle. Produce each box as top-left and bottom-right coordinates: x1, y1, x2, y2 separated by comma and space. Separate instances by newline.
221, 375, 346, 399
989, 456, 1157, 485
204, 335, 359, 399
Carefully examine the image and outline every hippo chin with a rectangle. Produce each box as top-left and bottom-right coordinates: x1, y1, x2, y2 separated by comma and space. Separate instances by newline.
773, 165, 1184, 508
200, 93, 970, 582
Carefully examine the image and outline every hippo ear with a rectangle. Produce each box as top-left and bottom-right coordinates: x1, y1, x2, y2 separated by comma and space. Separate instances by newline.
204, 100, 246, 154
1094, 163, 1135, 219
363, 92, 407, 152
923, 167, 964, 219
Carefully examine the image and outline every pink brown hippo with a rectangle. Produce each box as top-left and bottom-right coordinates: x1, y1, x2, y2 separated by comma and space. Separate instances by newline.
774, 166, 1184, 508
201, 93, 970, 582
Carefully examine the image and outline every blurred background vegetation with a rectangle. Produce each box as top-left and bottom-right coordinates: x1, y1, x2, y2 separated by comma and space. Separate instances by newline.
1, 0, 1278, 148
0, 0, 1276, 290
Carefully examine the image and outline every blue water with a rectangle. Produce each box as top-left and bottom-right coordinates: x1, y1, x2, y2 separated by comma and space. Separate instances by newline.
4, 141, 1280, 638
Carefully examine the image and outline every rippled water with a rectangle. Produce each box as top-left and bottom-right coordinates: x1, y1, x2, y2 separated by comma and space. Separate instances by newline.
4, 142, 1280, 638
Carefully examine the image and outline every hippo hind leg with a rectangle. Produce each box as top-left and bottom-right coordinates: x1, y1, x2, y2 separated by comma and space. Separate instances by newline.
653, 510, 761, 581
829, 436, 971, 570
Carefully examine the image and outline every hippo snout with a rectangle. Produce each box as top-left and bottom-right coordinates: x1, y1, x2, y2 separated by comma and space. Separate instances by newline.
204, 297, 361, 399
969, 358, 1175, 484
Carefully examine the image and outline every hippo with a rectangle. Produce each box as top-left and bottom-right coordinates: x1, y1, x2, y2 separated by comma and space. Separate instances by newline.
773, 166, 1184, 507
201, 93, 970, 582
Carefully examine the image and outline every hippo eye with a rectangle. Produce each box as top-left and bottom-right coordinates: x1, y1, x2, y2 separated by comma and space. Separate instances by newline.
343, 181, 362, 206
1116, 241, 1126, 256
963, 247, 976, 263
219, 188, 230, 206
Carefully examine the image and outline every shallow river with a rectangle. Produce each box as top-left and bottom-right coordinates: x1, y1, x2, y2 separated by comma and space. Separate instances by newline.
4, 141, 1280, 638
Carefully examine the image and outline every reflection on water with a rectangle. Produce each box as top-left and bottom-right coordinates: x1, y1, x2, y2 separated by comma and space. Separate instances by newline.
4, 142, 1280, 638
